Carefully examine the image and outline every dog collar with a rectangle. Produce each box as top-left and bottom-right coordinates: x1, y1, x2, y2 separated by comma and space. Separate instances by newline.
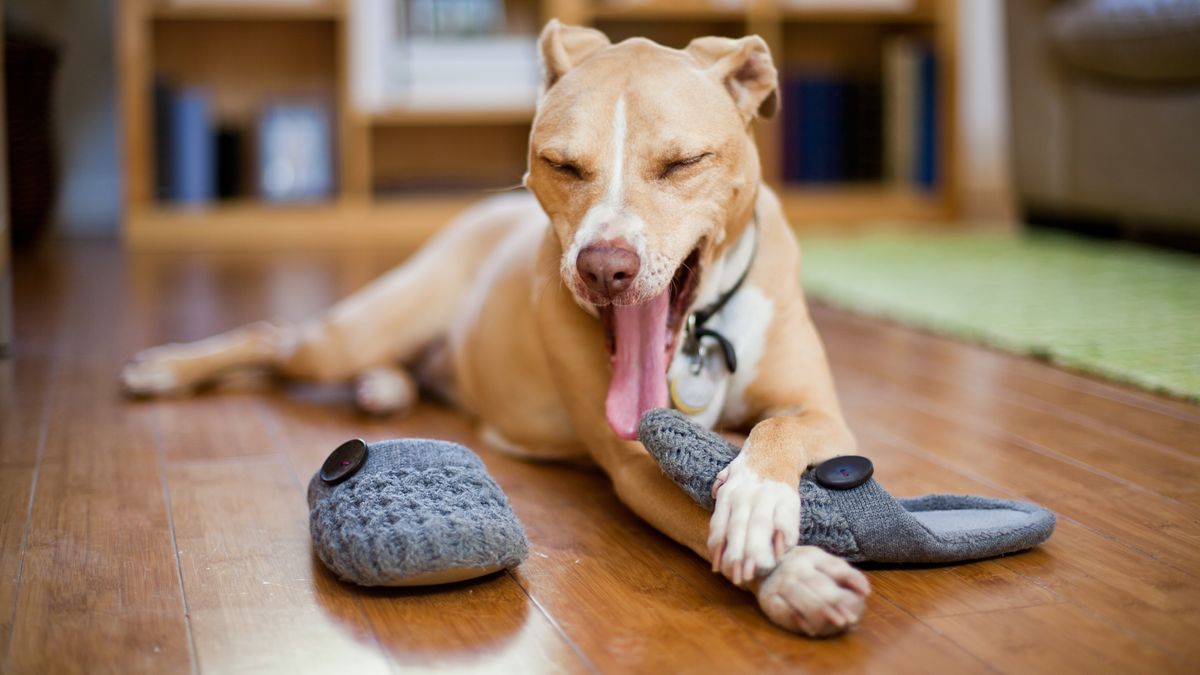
680, 213, 759, 374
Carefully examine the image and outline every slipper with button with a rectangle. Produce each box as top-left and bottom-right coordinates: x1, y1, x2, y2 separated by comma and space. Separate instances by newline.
307, 438, 529, 586
638, 409, 1055, 564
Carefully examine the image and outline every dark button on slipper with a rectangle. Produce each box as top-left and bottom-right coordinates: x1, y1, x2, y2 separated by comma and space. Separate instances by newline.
308, 438, 529, 586
638, 409, 1055, 564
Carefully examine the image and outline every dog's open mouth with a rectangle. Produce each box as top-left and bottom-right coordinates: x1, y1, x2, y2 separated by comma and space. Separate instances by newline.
598, 247, 702, 440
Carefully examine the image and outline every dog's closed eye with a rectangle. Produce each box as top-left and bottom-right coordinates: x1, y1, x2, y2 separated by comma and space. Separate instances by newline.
660, 152, 713, 179
541, 156, 585, 180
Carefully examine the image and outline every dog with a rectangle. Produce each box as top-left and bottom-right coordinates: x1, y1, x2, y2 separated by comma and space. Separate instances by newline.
121, 21, 870, 637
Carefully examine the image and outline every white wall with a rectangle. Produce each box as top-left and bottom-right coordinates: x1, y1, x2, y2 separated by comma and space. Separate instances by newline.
958, 0, 1013, 221
7, 0, 120, 237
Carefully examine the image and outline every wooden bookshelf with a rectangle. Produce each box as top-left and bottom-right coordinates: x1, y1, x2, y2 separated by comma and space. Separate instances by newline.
149, 2, 343, 20
369, 106, 537, 127
119, 0, 959, 249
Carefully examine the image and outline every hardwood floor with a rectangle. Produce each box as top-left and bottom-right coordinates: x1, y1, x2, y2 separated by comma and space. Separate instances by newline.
2, 240, 1197, 674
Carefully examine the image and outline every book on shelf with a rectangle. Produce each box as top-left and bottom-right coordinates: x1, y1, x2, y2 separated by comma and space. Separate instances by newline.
783, 75, 845, 184
882, 36, 915, 186
781, 74, 883, 185
845, 79, 884, 182
914, 45, 939, 190
258, 102, 335, 202
352, 0, 539, 113
152, 78, 335, 206
883, 36, 939, 190
153, 81, 175, 201
154, 82, 215, 205
215, 126, 246, 200
780, 38, 937, 191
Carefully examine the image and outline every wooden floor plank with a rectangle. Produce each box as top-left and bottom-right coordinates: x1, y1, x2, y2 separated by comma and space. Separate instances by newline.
268, 401, 993, 674
814, 304, 1200, 449
165, 455, 394, 675
6, 242, 1199, 673
5, 370, 192, 673
353, 575, 592, 674
0, 466, 35, 663
493, 459, 816, 673
648, 534, 994, 674
262, 395, 798, 672
847, 427, 1200, 663
0, 356, 55, 663
836, 373, 1200, 573
0, 248, 68, 663
154, 394, 282, 463
5, 244, 193, 674
820, 326, 1200, 507
926, 603, 1188, 674
260, 398, 594, 673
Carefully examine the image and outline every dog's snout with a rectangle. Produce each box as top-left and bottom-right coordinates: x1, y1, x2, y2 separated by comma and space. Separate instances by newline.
577, 242, 640, 298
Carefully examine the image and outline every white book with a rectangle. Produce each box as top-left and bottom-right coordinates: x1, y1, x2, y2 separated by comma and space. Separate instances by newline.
405, 37, 538, 85
349, 0, 396, 113
394, 86, 539, 111
388, 35, 539, 108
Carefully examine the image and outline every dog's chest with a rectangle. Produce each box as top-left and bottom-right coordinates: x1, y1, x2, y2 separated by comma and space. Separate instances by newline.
667, 284, 774, 430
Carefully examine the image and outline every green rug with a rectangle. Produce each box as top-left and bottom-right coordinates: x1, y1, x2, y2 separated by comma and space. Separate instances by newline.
799, 231, 1200, 402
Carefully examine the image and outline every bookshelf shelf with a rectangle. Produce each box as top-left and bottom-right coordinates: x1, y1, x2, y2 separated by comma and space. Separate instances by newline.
590, 2, 747, 22
369, 106, 536, 127
125, 196, 471, 249
119, 0, 960, 249
150, 2, 342, 21
778, 9, 933, 24
779, 184, 943, 224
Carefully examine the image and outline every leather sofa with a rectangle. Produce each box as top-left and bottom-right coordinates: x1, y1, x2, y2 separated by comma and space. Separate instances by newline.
1006, 0, 1200, 238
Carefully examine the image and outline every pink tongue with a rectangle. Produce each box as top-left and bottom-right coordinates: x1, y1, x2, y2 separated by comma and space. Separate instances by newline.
605, 289, 670, 441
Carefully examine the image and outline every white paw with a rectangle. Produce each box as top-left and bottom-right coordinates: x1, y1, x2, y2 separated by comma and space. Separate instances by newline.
756, 546, 870, 637
708, 452, 801, 586
354, 367, 417, 416
120, 349, 185, 396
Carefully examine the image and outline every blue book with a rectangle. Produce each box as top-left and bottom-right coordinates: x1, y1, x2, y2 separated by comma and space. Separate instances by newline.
915, 47, 938, 190
797, 77, 847, 184
782, 77, 806, 183
153, 80, 174, 201
170, 87, 215, 205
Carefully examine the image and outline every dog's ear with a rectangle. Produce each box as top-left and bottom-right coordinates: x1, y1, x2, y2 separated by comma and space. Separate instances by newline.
538, 19, 611, 93
686, 35, 778, 121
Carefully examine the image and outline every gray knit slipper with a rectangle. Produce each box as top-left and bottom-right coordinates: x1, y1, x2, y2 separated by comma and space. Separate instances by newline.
308, 438, 529, 586
639, 409, 1055, 564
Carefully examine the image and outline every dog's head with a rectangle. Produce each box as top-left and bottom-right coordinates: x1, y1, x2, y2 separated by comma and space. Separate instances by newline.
524, 21, 778, 439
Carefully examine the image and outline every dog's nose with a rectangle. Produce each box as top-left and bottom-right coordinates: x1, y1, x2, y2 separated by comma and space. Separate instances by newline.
577, 242, 641, 298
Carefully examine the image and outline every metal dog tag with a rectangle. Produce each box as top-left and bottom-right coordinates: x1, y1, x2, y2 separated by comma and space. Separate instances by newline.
669, 347, 721, 416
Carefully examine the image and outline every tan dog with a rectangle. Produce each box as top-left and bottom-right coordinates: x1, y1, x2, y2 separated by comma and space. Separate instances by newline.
122, 21, 870, 636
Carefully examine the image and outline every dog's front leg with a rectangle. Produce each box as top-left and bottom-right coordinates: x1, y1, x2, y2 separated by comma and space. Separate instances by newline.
607, 443, 714, 558
699, 293, 870, 634
708, 409, 854, 583
606, 435, 869, 637
701, 409, 868, 636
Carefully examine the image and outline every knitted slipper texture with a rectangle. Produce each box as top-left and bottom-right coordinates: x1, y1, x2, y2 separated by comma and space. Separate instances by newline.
308, 439, 528, 586
639, 408, 1054, 564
